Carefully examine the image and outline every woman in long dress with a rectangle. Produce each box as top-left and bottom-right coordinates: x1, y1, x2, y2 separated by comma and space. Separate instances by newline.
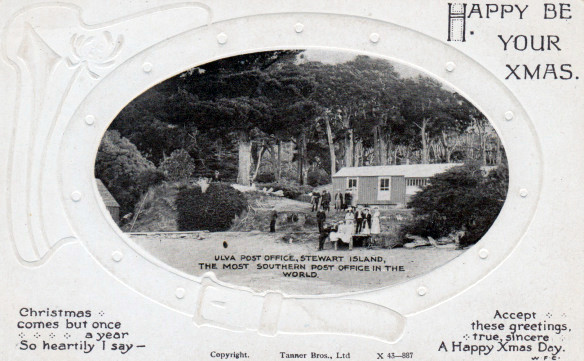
344, 208, 352, 219
371, 207, 381, 234
343, 208, 354, 233
329, 220, 354, 247
335, 192, 342, 210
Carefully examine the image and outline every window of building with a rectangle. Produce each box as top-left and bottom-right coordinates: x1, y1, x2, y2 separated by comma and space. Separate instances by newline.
379, 178, 391, 191
347, 178, 358, 190
406, 178, 429, 187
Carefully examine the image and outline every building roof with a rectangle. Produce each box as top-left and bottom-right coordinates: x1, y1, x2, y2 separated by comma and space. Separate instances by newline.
96, 178, 120, 208
333, 163, 463, 178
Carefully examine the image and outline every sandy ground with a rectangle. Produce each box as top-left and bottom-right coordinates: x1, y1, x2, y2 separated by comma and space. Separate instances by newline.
254, 196, 312, 213
131, 231, 464, 295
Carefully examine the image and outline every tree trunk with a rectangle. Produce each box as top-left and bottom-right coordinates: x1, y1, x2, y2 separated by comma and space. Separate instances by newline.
404, 145, 412, 164
477, 121, 487, 165
373, 126, 381, 165
346, 129, 354, 167
297, 132, 308, 185
344, 136, 350, 167
385, 143, 392, 165
481, 134, 488, 165
441, 132, 451, 163
421, 118, 429, 164
354, 139, 363, 167
271, 142, 278, 180
379, 135, 389, 165
301, 131, 308, 185
237, 132, 252, 185
429, 140, 442, 163
495, 136, 503, 165
252, 145, 266, 181
277, 140, 282, 180
325, 117, 336, 176
297, 135, 303, 184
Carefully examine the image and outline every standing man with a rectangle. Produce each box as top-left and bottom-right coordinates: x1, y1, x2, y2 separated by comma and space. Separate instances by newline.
345, 192, 352, 210
354, 207, 364, 234
213, 170, 221, 183
322, 190, 331, 212
318, 224, 331, 251
312, 191, 321, 212
310, 192, 317, 211
365, 207, 372, 231
317, 208, 328, 251
316, 207, 327, 233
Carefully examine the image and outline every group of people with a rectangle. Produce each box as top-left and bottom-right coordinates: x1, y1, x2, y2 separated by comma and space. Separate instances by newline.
274, 188, 384, 251
317, 205, 382, 250
343, 206, 381, 235
334, 192, 355, 210
310, 190, 332, 212
311, 190, 357, 212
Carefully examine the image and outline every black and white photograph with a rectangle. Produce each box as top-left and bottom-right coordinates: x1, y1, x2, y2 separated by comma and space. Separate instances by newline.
95, 49, 509, 294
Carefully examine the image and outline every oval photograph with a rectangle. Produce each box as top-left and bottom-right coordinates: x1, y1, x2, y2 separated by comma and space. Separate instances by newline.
95, 49, 508, 295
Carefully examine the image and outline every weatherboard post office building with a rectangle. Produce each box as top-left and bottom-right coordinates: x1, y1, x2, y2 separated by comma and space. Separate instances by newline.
332, 163, 462, 207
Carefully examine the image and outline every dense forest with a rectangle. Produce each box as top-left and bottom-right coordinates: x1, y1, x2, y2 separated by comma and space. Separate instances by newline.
95, 50, 505, 216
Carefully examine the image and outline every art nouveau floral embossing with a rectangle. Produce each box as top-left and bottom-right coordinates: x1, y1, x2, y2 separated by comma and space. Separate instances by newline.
67, 31, 124, 78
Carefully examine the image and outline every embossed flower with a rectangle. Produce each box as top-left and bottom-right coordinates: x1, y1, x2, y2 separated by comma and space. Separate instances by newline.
68, 31, 123, 78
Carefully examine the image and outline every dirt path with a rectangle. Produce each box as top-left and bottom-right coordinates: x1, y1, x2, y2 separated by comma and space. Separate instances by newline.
131, 232, 464, 295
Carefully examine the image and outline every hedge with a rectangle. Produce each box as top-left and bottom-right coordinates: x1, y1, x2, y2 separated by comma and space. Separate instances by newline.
176, 183, 248, 231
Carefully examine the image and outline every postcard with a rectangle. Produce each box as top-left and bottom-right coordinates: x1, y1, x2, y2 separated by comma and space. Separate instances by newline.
0, 0, 582, 359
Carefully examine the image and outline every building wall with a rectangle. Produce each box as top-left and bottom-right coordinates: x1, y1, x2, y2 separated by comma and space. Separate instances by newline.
332, 176, 406, 205
357, 176, 378, 205
332, 177, 346, 198
390, 176, 407, 205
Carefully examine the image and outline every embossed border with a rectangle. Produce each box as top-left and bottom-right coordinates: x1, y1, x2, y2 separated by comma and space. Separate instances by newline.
3, 3, 542, 341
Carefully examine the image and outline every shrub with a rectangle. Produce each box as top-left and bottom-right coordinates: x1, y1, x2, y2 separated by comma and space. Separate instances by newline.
159, 149, 196, 182
95, 130, 156, 215
176, 183, 248, 231
464, 163, 509, 245
123, 181, 182, 232
254, 172, 276, 183
402, 162, 508, 248
136, 169, 166, 194
307, 169, 330, 187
